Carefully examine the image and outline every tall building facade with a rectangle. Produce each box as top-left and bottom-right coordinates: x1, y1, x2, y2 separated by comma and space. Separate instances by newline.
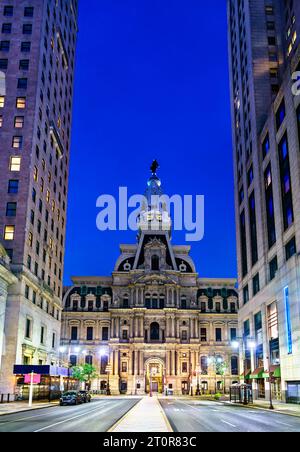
61, 167, 239, 395
0, 0, 78, 396
228, 0, 300, 402
0, 245, 17, 381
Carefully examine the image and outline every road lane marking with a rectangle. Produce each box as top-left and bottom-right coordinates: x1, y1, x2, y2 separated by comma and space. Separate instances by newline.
0, 401, 110, 426
34, 402, 119, 432
221, 420, 237, 428
0, 412, 56, 424
275, 421, 293, 427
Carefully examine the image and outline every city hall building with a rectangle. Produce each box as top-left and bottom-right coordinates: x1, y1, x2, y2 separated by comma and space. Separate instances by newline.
61, 165, 239, 395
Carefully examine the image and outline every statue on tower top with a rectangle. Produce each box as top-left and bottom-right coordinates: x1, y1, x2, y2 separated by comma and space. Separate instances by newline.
150, 159, 159, 175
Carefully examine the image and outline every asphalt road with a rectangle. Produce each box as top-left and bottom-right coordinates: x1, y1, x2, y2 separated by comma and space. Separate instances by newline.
0, 398, 140, 433
160, 399, 300, 432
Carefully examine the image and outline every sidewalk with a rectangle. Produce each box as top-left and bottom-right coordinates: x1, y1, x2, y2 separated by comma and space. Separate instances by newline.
0, 401, 58, 416
109, 396, 173, 432
224, 399, 300, 417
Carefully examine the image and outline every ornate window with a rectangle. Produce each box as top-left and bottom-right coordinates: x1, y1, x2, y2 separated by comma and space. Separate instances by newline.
231, 356, 239, 375
122, 296, 129, 308
151, 255, 160, 271
150, 322, 160, 341
159, 294, 165, 309
85, 355, 93, 365
201, 356, 208, 375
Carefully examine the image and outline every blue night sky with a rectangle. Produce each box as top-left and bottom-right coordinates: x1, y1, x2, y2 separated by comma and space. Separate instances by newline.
64, 0, 237, 284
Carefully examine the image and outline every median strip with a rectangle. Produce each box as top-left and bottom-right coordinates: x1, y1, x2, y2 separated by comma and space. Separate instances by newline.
109, 396, 173, 433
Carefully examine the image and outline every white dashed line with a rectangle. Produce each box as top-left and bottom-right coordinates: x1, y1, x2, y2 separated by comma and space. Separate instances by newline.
221, 419, 237, 428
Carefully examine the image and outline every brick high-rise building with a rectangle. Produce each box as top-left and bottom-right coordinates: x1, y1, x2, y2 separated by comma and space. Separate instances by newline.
228, 0, 300, 403
0, 0, 78, 396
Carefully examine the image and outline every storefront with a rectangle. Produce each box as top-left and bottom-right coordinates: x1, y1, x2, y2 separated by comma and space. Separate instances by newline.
286, 381, 300, 404
250, 367, 265, 399
262, 365, 281, 401
13, 365, 77, 401
240, 370, 251, 384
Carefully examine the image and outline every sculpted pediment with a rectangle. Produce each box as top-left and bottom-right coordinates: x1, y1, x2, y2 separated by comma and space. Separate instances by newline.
133, 273, 178, 286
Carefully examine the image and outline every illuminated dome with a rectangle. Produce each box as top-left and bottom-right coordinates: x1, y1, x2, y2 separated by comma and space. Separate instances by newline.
137, 160, 172, 236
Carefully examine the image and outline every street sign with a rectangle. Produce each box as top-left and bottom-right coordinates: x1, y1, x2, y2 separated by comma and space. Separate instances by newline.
24, 374, 41, 384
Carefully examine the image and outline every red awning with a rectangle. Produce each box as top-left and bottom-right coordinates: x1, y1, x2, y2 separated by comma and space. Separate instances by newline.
251, 367, 264, 376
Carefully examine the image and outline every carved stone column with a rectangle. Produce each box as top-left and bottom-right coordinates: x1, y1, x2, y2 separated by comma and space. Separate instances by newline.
172, 317, 176, 338
134, 350, 139, 375
171, 350, 175, 375
114, 350, 119, 375
176, 351, 180, 376
166, 351, 170, 375
139, 351, 144, 375
194, 318, 199, 339
116, 317, 120, 339
140, 316, 144, 338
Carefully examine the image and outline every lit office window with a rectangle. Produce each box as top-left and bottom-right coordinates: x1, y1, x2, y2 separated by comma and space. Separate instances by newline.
12, 136, 23, 149
14, 116, 24, 128
33, 166, 38, 181
4, 225, 15, 240
0, 96, 5, 108
10, 156, 21, 171
16, 97, 26, 109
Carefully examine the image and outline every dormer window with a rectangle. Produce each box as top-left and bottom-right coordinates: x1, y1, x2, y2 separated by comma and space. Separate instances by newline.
123, 261, 131, 271
179, 262, 187, 272
151, 255, 159, 271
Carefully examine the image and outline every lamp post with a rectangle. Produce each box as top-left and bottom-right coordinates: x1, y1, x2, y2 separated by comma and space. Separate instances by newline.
266, 356, 274, 410
150, 370, 153, 398
106, 364, 112, 396
195, 365, 201, 396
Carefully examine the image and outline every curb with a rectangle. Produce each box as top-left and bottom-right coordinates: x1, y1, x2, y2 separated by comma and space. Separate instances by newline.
0, 403, 58, 417
107, 398, 142, 432
157, 398, 173, 433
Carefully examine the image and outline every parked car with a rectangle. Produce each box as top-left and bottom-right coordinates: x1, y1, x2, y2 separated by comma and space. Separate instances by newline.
79, 390, 91, 403
60, 391, 83, 406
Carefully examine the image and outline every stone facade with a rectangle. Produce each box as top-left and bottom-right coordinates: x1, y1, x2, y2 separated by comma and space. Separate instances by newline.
0, 246, 17, 380
61, 168, 239, 396
0, 0, 78, 396
228, 0, 300, 402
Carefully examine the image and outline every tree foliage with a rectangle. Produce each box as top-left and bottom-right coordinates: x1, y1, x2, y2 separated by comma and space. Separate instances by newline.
72, 364, 98, 383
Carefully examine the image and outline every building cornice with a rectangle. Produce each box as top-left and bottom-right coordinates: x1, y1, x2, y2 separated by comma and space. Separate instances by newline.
0, 262, 17, 286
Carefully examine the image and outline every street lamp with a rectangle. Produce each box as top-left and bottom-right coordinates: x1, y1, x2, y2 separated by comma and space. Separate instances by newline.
231, 341, 239, 350
105, 364, 112, 396
195, 365, 201, 396
248, 340, 256, 350
266, 356, 274, 410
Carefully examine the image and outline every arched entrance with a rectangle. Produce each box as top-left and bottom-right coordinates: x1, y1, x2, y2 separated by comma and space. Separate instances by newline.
144, 358, 165, 394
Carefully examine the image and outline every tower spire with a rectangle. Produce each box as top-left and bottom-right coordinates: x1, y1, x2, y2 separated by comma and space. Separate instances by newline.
137, 161, 172, 237
150, 159, 159, 175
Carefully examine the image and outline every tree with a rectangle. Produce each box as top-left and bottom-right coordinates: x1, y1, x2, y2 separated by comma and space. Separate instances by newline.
72, 364, 98, 390
216, 360, 229, 394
